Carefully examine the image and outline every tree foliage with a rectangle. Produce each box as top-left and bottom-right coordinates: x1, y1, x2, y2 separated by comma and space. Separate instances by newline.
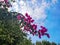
0, 2, 33, 45
36, 40, 57, 45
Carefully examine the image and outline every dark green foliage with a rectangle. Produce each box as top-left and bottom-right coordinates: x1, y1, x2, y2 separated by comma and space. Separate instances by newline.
51, 42, 57, 45
36, 40, 57, 45
0, 3, 32, 45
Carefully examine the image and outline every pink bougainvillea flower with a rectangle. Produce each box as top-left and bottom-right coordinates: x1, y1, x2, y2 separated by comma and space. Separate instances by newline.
44, 33, 50, 38
4, 0, 8, 3
17, 15, 21, 20
24, 18, 28, 22
38, 29, 45, 36
24, 25, 31, 32
17, 13, 50, 38
17, 13, 25, 20
24, 25, 28, 30
25, 13, 31, 20
39, 29, 46, 36
32, 24, 37, 30
25, 13, 34, 24
37, 26, 50, 38
30, 20, 34, 23
27, 16, 32, 20
25, 13, 29, 17
40, 26, 47, 32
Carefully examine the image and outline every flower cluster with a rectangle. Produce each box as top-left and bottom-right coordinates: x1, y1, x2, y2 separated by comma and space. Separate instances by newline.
17, 13, 50, 38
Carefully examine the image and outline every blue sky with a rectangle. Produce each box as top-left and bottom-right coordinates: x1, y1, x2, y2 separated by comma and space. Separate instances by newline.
44, 1, 60, 43
25, 0, 60, 44
7, 0, 60, 44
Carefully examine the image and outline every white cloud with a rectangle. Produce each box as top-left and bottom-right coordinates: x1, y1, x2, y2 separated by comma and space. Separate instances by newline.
8, 0, 58, 25
11, 2, 19, 12
18, 0, 47, 20
8, 0, 48, 25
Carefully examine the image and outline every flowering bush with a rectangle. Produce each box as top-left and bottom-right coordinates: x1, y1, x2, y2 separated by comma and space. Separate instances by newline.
17, 13, 50, 38
3, 0, 50, 38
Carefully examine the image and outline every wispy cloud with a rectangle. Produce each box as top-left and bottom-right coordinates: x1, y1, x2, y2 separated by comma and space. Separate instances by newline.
8, 0, 58, 25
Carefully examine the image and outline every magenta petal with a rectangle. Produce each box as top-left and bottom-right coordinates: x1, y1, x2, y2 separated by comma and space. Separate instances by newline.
31, 20, 34, 23
44, 33, 50, 38
27, 16, 32, 19
17, 15, 21, 20
40, 26, 47, 32
32, 24, 37, 30
25, 13, 29, 17
4, 0, 8, 3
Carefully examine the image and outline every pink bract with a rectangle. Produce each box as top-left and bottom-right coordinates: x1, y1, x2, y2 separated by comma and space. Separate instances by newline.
17, 13, 50, 38
17, 15, 21, 20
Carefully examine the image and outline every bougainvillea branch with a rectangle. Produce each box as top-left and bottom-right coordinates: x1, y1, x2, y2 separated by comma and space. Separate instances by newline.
2, 0, 50, 38
17, 13, 50, 38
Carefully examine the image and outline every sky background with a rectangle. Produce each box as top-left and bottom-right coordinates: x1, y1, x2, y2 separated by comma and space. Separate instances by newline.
7, 0, 60, 44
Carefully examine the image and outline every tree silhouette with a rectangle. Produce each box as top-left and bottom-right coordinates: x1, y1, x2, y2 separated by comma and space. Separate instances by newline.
36, 40, 57, 45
